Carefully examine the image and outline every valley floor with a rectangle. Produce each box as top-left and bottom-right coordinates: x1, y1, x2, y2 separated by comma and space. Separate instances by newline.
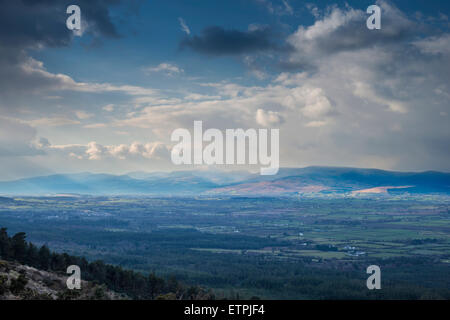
0, 195, 449, 299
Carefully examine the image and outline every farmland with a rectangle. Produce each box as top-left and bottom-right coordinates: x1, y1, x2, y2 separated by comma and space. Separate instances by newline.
0, 195, 449, 299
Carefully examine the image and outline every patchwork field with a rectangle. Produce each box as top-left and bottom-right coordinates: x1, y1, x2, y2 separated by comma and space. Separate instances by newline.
0, 195, 449, 299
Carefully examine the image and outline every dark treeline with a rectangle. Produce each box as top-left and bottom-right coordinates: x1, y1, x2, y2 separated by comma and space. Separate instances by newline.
2, 227, 449, 300
0, 228, 213, 300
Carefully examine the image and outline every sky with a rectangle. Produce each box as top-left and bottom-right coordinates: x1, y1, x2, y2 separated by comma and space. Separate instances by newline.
0, 0, 449, 179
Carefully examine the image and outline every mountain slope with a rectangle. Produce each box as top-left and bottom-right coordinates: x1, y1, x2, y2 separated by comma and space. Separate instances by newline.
0, 172, 218, 195
208, 167, 450, 195
0, 167, 448, 196
207, 167, 450, 195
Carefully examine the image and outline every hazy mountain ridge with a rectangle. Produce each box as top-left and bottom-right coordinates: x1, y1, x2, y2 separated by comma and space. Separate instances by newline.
0, 167, 449, 196
215, 167, 450, 196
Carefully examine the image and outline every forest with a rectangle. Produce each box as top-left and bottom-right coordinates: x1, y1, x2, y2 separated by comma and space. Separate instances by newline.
0, 228, 214, 300
0, 196, 449, 299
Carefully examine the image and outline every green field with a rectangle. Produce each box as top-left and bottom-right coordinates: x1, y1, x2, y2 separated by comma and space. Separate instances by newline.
0, 195, 449, 299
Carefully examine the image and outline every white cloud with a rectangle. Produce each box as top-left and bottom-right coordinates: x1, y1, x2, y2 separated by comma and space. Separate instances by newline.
2, 1, 450, 175
256, 109, 284, 127
282, 0, 293, 15
413, 34, 450, 55
256, 0, 293, 16
353, 81, 408, 114
86, 142, 107, 160
0, 117, 43, 157
84, 123, 107, 129
178, 17, 191, 35
103, 104, 114, 112
144, 63, 184, 76
286, 0, 414, 64
305, 120, 328, 128
75, 111, 94, 120
274, 72, 308, 86
184, 93, 222, 101
297, 87, 333, 118
101, 2, 449, 172
46, 141, 170, 162
26, 117, 81, 127
18, 57, 161, 97
306, 3, 320, 19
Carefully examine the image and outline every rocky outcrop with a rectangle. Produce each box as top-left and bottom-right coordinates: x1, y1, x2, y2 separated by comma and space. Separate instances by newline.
0, 259, 127, 300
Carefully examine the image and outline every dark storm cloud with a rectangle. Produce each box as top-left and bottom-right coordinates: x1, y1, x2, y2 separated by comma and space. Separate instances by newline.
0, 0, 135, 111
315, 9, 416, 54
180, 26, 291, 56
283, 1, 422, 73
0, 0, 122, 50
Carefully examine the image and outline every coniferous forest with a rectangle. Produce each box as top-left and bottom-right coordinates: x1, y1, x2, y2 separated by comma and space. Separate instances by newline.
0, 228, 214, 300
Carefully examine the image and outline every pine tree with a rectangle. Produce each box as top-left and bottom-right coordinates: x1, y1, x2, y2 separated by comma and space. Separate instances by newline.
38, 245, 51, 270
0, 228, 12, 259
11, 232, 27, 263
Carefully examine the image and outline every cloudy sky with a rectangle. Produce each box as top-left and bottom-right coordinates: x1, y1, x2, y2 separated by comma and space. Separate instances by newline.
0, 0, 449, 179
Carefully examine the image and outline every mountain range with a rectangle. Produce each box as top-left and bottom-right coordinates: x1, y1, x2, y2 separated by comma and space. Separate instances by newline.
0, 167, 449, 196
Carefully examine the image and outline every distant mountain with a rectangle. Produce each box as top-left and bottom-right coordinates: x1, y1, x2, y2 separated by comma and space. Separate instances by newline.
0, 172, 218, 195
0, 196, 15, 202
207, 167, 450, 196
127, 169, 252, 185
0, 167, 449, 196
